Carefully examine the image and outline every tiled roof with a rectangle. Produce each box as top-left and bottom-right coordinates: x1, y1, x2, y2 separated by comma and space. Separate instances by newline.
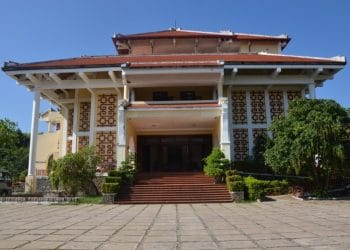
114, 29, 290, 42
3, 53, 345, 71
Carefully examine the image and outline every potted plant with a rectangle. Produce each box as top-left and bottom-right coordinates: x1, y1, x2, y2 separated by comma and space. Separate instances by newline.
102, 175, 121, 204
229, 180, 245, 202
203, 148, 230, 183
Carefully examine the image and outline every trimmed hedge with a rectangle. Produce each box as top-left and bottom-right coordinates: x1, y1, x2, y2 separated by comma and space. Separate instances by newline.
105, 176, 121, 184
108, 170, 119, 177
102, 183, 120, 194
244, 176, 266, 200
225, 170, 238, 177
229, 181, 245, 192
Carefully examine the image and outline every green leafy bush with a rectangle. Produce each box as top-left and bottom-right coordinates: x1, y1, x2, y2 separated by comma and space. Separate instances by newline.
108, 170, 118, 177
225, 170, 238, 177
244, 176, 266, 200
49, 146, 100, 196
102, 183, 120, 194
229, 181, 245, 192
204, 148, 230, 182
105, 177, 121, 183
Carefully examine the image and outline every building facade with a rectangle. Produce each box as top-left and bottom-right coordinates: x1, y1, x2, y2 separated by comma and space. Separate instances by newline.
2, 28, 346, 191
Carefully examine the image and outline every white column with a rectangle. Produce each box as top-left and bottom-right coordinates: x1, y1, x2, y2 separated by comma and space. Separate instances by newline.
72, 90, 79, 153
89, 92, 96, 146
28, 91, 41, 176
60, 106, 68, 157
246, 90, 253, 157
220, 97, 231, 160
308, 83, 316, 99
116, 99, 126, 167
130, 88, 135, 102
47, 122, 52, 133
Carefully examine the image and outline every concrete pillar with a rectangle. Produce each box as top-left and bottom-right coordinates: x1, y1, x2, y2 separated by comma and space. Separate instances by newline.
89, 92, 96, 146
26, 90, 40, 193
72, 90, 79, 153
60, 106, 68, 157
116, 99, 126, 167
308, 83, 316, 99
220, 97, 231, 160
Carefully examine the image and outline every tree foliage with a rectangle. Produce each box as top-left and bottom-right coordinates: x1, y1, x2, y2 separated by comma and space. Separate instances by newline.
49, 146, 100, 196
203, 148, 230, 181
264, 99, 349, 190
0, 119, 29, 179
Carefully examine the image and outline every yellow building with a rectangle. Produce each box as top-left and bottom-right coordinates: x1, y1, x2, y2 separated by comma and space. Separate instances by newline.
2, 28, 346, 192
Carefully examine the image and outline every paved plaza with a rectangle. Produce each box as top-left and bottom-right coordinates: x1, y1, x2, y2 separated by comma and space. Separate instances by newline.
0, 196, 349, 249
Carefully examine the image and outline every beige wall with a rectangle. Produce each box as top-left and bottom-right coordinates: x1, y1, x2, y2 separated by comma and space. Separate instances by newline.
240, 41, 280, 54
36, 132, 60, 172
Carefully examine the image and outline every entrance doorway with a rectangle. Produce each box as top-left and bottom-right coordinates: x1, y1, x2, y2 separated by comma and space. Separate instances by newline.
137, 135, 212, 172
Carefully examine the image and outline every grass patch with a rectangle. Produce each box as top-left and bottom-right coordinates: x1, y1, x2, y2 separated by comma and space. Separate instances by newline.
76, 195, 103, 204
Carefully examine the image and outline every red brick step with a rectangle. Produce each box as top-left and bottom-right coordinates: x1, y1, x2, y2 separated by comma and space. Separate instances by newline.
115, 172, 232, 204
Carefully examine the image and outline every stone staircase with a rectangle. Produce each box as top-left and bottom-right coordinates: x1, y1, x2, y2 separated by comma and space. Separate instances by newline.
116, 172, 232, 204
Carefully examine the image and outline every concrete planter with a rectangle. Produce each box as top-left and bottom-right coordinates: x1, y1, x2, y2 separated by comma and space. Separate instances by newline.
102, 193, 117, 204
230, 191, 244, 202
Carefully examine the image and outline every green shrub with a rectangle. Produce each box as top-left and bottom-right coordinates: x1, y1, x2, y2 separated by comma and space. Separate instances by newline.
108, 170, 119, 177
229, 181, 245, 192
269, 180, 289, 194
203, 148, 230, 181
244, 176, 266, 200
49, 146, 100, 196
105, 176, 121, 183
102, 182, 120, 194
19, 170, 27, 182
225, 170, 238, 177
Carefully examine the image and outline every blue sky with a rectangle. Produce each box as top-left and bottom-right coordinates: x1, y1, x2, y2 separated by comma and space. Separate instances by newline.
0, 0, 349, 132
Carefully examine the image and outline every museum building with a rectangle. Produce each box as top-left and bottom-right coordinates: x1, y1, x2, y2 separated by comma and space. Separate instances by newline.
2, 28, 346, 192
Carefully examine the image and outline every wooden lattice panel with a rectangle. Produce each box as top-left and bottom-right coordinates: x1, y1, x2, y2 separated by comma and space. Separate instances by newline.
231, 91, 247, 124
78, 136, 89, 150
269, 91, 284, 121
232, 129, 249, 161
287, 90, 302, 102
79, 102, 90, 132
97, 94, 117, 127
96, 132, 116, 165
250, 91, 266, 124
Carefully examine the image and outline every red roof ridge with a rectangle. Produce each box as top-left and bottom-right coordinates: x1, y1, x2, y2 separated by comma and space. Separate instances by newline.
113, 28, 290, 40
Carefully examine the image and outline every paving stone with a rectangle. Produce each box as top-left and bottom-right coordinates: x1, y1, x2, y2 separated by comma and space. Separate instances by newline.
218, 240, 257, 249
0, 240, 28, 249
74, 235, 109, 242
180, 241, 217, 249
19, 240, 64, 249
6, 234, 44, 241
39, 234, 76, 241
139, 242, 177, 250
180, 234, 212, 242
143, 235, 177, 242
60, 241, 102, 249
109, 235, 144, 242
98, 242, 138, 250
292, 237, 339, 246
54, 229, 86, 235
24, 229, 57, 235
214, 234, 249, 241
256, 239, 299, 248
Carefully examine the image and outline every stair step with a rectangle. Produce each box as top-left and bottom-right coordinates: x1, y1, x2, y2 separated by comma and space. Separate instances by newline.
115, 172, 231, 204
